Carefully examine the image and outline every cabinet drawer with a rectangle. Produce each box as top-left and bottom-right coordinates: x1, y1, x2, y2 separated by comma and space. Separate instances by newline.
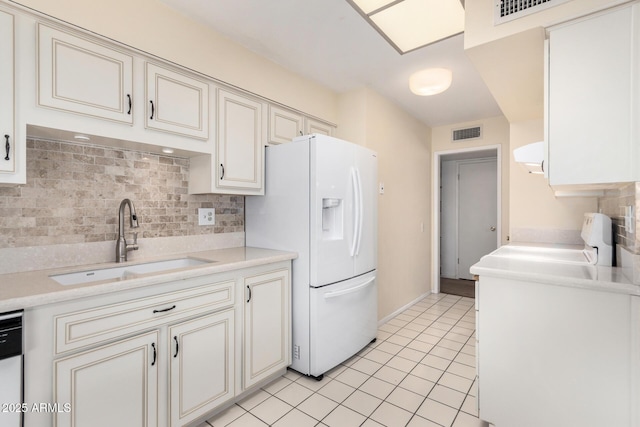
54, 280, 234, 354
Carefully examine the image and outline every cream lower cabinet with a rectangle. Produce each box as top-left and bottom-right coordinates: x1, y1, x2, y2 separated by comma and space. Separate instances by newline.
25, 262, 291, 427
169, 309, 234, 427
54, 331, 159, 427
243, 268, 291, 389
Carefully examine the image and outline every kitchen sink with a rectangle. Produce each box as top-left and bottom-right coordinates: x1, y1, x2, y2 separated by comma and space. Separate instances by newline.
49, 258, 214, 286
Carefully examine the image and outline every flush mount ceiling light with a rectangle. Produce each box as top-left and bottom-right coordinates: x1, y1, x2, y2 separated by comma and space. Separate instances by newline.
73, 134, 91, 141
409, 68, 452, 96
162, 147, 175, 154
347, 0, 465, 54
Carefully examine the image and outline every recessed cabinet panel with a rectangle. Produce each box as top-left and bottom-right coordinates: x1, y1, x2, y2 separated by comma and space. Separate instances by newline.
244, 268, 290, 388
304, 117, 334, 137
269, 105, 303, 145
54, 331, 159, 427
146, 62, 209, 139
217, 89, 264, 192
0, 10, 15, 174
37, 23, 134, 124
169, 309, 234, 426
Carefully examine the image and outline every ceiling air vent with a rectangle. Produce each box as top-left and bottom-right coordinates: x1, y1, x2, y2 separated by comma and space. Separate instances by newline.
452, 126, 482, 142
495, 0, 570, 24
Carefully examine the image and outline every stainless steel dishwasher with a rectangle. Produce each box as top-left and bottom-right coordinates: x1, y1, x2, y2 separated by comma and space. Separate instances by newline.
0, 310, 23, 427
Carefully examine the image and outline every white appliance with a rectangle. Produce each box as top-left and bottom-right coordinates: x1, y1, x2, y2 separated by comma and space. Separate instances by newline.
246, 134, 378, 378
0, 310, 23, 427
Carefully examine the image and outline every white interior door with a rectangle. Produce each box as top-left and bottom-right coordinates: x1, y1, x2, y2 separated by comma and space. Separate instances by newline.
457, 159, 497, 280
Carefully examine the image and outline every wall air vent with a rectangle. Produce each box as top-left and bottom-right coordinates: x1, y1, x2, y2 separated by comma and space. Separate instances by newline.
495, 0, 570, 25
452, 126, 482, 142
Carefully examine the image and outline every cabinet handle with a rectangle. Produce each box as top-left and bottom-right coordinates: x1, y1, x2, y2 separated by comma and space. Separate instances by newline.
4, 135, 9, 161
150, 100, 155, 120
246, 285, 252, 303
541, 159, 545, 173
151, 342, 157, 366
173, 336, 179, 358
220, 163, 225, 180
153, 304, 176, 314
127, 94, 132, 115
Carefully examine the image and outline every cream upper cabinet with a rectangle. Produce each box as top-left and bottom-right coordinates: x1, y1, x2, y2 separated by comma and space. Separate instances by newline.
268, 105, 303, 145
54, 331, 159, 427
145, 62, 210, 140
243, 268, 291, 389
547, 4, 639, 186
304, 117, 334, 137
0, 9, 16, 177
37, 23, 134, 124
216, 88, 265, 193
169, 309, 234, 427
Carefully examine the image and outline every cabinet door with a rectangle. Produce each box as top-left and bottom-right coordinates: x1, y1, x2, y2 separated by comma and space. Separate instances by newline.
244, 269, 290, 389
304, 117, 334, 137
37, 23, 134, 124
548, 7, 634, 185
217, 89, 264, 192
54, 331, 159, 427
268, 105, 303, 145
145, 62, 209, 140
169, 309, 234, 427
0, 10, 15, 174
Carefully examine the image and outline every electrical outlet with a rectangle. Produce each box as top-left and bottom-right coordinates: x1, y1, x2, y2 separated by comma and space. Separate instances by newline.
198, 208, 215, 226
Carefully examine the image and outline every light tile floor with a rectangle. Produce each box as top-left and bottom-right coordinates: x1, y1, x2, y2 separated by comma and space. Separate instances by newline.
200, 293, 487, 427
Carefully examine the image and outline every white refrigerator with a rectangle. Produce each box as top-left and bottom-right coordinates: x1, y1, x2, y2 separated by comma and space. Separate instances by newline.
246, 134, 378, 378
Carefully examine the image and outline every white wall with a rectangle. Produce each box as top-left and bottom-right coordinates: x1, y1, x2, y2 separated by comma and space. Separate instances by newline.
338, 88, 432, 321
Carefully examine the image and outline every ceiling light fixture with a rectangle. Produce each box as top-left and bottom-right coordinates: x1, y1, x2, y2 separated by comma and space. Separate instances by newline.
162, 147, 174, 154
347, 0, 465, 54
409, 68, 453, 96
73, 134, 91, 141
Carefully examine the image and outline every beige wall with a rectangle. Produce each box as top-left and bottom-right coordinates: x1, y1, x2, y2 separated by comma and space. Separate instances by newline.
431, 115, 511, 245
509, 119, 597, 243
337, 88, 432, 321
11, 0, 338, 123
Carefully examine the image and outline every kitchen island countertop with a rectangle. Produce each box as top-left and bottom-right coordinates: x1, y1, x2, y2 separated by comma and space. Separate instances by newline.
0, 246, 297, 312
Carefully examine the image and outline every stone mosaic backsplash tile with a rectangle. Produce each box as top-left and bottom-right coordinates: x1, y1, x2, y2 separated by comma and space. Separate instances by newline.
598, 183, 637, 253
0, 139, 244, 248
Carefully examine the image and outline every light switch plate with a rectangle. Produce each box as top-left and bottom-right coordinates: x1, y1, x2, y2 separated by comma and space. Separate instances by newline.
198, 208, 215, 226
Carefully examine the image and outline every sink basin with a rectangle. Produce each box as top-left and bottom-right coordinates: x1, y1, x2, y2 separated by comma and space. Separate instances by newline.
50, 258, 213, 286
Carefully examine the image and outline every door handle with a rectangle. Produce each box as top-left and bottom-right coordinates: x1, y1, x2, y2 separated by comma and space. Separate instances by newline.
490, 226, 496, 231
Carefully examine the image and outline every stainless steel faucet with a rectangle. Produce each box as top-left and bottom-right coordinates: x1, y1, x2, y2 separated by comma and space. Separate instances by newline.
115, 198, 139, 263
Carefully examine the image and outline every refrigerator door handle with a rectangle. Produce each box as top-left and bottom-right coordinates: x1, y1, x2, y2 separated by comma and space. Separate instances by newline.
323, 277, 376, 299
350, 168, 360, 257
354, 168, 364, 256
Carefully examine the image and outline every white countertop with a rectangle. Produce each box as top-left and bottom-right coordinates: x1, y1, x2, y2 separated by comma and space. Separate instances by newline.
470, 243, 640, 295
0, 247, 297, 312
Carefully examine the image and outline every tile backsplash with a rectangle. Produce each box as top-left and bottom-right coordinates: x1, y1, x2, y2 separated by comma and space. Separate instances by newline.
0, 138, 244, 249
598, 182, 638, 253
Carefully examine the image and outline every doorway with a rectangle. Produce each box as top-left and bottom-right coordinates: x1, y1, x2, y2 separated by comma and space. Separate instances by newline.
432, 146, 501, 296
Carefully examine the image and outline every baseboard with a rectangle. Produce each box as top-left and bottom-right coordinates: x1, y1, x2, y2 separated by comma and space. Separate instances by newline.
378, 291, 432, 327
